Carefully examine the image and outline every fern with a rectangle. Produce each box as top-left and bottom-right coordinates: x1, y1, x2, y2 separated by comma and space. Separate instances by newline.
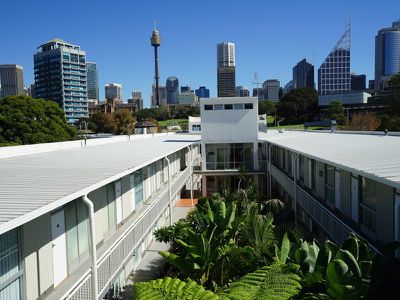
133, 277, 221, 300
227, 262, 302, 300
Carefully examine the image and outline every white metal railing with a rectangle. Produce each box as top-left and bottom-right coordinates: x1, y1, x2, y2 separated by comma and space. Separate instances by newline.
269, 164, 381, 254
62, 166, 192, 299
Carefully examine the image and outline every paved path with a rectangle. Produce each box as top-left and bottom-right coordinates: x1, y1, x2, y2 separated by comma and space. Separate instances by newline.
120, 204, 194, 299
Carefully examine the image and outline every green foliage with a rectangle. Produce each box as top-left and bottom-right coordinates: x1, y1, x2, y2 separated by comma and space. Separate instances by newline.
0, 95, 76, 145
133, 277, 221, 300
327, 100, 346, 125
227, 262, 302, 300
89, 112, 116, 133
258, 100, 275, 115
276, 88, 319, 124
113, 109, 135, 134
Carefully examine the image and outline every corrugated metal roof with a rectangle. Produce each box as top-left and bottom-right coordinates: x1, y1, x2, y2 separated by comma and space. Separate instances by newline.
0, 134, 200, 234
259, 130, 400, 189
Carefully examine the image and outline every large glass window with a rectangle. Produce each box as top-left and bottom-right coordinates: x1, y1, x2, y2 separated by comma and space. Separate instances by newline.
205, 143, 253, 170
325, 164, 335, 205
360, 177, 377, 232
298, 155, 305, 183
134, 170, 144, 207
0, 229, 21, 300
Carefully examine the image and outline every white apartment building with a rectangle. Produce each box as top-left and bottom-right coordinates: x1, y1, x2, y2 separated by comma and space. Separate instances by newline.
0, 134, 201, 300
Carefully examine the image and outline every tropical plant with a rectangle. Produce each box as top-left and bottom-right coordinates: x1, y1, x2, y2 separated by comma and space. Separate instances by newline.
227, 262, 302, 300
133, 277, 222, 300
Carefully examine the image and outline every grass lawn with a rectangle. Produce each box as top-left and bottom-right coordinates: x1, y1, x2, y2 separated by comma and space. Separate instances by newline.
268, 124, 323, 130
158, 118, 188, 130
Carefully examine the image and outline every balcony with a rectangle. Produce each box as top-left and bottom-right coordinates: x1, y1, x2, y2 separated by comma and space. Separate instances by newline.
47, 165, 192, 300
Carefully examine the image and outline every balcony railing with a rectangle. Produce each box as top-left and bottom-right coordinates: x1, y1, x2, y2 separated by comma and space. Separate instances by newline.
269, 164, 381, 254
60, 165, 192, 300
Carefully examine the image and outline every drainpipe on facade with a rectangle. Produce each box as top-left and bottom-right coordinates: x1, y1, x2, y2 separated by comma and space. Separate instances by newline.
268, 144, 273, 198
165, 157, 173, 226
292, 154, 299, 228
82, 195, 98, 300
187, 146, 194, 206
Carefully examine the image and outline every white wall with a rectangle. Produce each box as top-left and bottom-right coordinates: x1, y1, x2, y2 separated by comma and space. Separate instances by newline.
200, 97, 258, 143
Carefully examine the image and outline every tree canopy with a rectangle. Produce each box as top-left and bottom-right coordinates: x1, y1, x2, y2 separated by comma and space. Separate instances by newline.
276, 88, 319, 124
0, 95, 76, 146
327, 100, 346, 125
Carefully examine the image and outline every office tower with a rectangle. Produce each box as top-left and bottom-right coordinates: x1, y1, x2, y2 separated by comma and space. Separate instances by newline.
34, 39, 88, 123
129, 90, 143, 110
293, 59, 315, 89
151, 84, 167, 107
178, 90, 197, 105
195, 86, 210, 98
0, 64, 24, 98
368, 80, 375, 90
318, 25, 351, 95
166, 76, 179, 104
375, 20, 400, 90
283, 80, 294, 95
151, 27, 161, 106
105, 83, 123, 100
252, 88, 262, 97
217, 42, 236, 97
262, 80, 280, 102
87, 62, 99, 103
351, 74, 366, 91
236, 86, 250, 97
180, 85, 192, 93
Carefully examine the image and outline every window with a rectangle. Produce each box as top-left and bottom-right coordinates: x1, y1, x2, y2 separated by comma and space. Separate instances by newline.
205, 143, 253, 170
234, 103, 244, 110
298, 155, 305, 183
224, 104, 233, 110
0, 229, 21, 299
244, 103, 253, 109
325, 164, 335, 205
204, 104, 213, 110
311, 159, 316, 190
214, 104, 223, 110
134, 170, 144, 207
192, 124, 201, 131
360, 177, 377, 232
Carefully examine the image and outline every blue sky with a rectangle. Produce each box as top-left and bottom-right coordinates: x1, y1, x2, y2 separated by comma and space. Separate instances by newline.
1, 0, 399, 107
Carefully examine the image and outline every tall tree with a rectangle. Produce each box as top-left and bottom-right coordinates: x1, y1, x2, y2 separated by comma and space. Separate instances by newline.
327, 100, 346, 125
114, 109, 135, 135
0, 95, 76, 146
277, 88, 318, 124
89, 112, 116, 133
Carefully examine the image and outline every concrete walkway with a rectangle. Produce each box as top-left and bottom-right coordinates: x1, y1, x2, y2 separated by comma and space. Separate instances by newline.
120, 204, 194, 299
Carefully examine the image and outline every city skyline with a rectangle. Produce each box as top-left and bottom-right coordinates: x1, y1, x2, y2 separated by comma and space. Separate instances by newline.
1, 0, 398, 107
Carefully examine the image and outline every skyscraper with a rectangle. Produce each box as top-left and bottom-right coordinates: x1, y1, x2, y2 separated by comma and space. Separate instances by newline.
293, 59, 314, 89
351, 74, 366, 91
87, 62, 99, 103
34, 39, 88, 123
217, 42, 236, 97
262, 80, 280, 102
166, 76, 179, 104
318, 25, 351, 95
129, 90, 143, 110
0, 64, 24, 98
375, 20, 400, 90
151, 84, 167, 107
195, 86, 210, 98
105, 83, 123, 100
236, 86, 250, 97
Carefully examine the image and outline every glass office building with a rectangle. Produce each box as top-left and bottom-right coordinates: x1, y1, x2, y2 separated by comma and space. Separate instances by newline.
86, 62, 99, 103
375, 20, 400, 90
34, 39, 88, 124
318, 27, 351, 95
166, 76, 179, 104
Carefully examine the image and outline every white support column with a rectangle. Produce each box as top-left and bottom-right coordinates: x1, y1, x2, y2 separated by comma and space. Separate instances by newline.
82, 195, 98, 300
165, 157, 173, 226
187, 146, 194, 206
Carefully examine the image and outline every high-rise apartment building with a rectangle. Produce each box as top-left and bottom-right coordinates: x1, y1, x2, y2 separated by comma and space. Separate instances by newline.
318, 26, 351, 95
180, 85, 192, 93
87, 62, 99, 103
34, 39, 88, 123
262, 80, 280, 102
217, 42, 236, 97
195, 86, 210, 99
375, 20, 400, 90
0, 64, 24, 98
351, 74, 366, 91
105, 83, 123, 100
166, 77, 179, 104
293, 59, 314, 89
236, 86, 250, 97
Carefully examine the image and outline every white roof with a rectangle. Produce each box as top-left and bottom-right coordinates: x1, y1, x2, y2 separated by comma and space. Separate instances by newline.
0, 134, 200, 235
259, 130, 400, 189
